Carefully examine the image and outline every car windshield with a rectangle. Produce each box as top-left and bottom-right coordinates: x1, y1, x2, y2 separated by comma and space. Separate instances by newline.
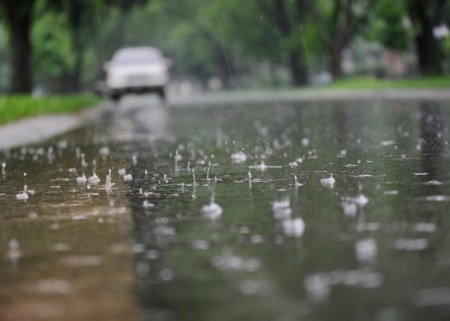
112, 49, 161, 64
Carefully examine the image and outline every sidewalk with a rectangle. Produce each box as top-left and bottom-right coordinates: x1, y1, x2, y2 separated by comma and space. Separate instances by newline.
0, 102, 110, 150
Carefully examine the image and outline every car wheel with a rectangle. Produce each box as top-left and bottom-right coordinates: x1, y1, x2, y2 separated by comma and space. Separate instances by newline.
111, 92, 121, 102
157, 88, 166, 101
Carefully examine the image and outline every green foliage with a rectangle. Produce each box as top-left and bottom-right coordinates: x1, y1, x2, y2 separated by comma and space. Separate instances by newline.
32, 12, 75, 77
0, 94, 101, 124
370, 0, 410, 51
0, 0, 449, 93
118, 0, 236, 82
205, 0, 281, 59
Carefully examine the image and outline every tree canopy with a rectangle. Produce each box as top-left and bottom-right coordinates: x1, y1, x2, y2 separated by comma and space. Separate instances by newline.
0, 0, 448, 94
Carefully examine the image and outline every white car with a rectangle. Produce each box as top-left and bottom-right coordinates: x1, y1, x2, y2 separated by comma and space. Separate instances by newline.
104, 47, 170, 101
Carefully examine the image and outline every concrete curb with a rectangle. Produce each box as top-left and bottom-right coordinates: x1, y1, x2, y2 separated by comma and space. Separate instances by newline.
0, 102, 110, 150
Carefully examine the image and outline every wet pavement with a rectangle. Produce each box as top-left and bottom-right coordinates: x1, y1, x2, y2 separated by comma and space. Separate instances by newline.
0, 102, 108, 150
2, 95, 450, 321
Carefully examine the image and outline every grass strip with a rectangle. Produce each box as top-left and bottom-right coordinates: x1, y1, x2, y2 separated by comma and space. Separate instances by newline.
0, 95, 101, 124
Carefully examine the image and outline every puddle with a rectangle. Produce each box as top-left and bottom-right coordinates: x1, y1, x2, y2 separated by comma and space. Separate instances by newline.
3, 99, 450, 321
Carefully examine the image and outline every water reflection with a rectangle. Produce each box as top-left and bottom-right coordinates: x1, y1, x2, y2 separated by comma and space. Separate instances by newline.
3, 98, 450, 321
419, 102, 448, 188
0, 119, 140, 321
123, 99, 450, 321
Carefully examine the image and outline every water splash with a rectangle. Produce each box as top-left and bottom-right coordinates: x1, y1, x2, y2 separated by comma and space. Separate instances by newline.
174, 149, 181, 172
272, 198, 292, 219
304, 270, 382, 302
143, 200, 155, 209
88, 160, 100, 185
231, 151, 247, 164
76, 173, 87, 185
341, 200, 358, 217
7, 238, 22, 263
320, 173, 335, 187
47, 146, 55, 164
249, 161, 267, 171
294, 175, 303, 188
211, 249, 261, 272
206, 161, 211, 182
394, 238, 428, 251
281, 218, 305, 237
342, 185, 369, 211
201, 192, 223, 219
105, 169, 113, 192
16, 172, 32, 200
355, 239, 377, 261
415, 223, 436, 233
99, 146, 110, 159
249, 161, 282, 171
192, 169, 197, 186
272, 198, 290, 211
76, 153, 87, 184
118, 167, 132, 181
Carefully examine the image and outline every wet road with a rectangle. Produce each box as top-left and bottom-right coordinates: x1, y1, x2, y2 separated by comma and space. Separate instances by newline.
2, 95, 450, 321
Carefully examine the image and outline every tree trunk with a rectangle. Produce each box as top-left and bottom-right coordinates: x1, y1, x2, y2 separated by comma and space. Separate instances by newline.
329, 46, 343, 80
273, 0, 308, 86
69, 36, 83, 92
407, 0, 443, 75
215, 45, 235, 89
327, 0, 354, 80
68, 0, 84, 92
269, 61, 280, 88
289, 52, 308, 85
4, 1, 34, 94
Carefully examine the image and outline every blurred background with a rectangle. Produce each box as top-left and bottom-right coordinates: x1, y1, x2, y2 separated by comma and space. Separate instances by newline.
0, 0, 449, 95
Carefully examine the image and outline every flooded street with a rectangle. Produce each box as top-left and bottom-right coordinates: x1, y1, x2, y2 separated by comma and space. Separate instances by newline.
2, 96, 450, 321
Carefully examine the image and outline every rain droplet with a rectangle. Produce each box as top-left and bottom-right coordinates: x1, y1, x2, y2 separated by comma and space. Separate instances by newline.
320, 173, 336, 187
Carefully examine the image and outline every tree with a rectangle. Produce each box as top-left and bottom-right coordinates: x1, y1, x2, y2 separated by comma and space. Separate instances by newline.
32, 10, 76, 92
406, 0, 446, 75
311, 0, 372, 80
0, 0, 150, 94
133, 0, 238, 88
206, 0, 312, 86
45, 0, 149, 92
0, 0, 35, 94
371, 0, 410, 52
270, 0, 309, 85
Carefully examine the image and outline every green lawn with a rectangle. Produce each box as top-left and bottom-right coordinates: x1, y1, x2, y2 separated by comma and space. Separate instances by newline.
327, 76, 450, 90
0, 95, 102, 124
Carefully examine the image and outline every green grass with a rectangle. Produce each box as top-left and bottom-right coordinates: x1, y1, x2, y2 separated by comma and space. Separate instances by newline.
0, 94, 102, 124
327, 76, 450, 90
